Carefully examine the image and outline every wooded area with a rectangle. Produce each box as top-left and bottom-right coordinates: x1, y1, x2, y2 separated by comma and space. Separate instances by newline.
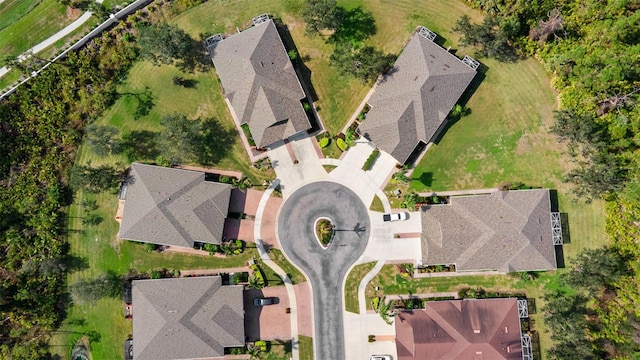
0, 16, 138, 360
457, 1, 639, 358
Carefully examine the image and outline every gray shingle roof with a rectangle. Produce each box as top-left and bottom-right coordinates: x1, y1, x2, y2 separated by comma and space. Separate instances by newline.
358, 29, 476, 163
421, 189, 557, 272
132, 276, 245, 360
118, 163, 231, 248
210, 19, 310, 148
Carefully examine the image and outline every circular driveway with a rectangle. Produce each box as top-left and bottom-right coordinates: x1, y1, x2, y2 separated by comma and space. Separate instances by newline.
277, 181, 370, 360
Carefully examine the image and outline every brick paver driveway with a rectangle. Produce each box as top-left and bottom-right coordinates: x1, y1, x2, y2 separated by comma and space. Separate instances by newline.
277, 181, 370, 360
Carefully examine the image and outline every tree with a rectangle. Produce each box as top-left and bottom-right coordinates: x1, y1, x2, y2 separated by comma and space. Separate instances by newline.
564, 247, 631, 294
70, 163, 123, 193
454, 15, 516, 62
329, 43, 392, 83
85, 124, 121, 156
138, 23, 195, 66
156, 114, 234, 165
157, 113, 201, 164
302, 0, 344, 35
70, 272, 122, 303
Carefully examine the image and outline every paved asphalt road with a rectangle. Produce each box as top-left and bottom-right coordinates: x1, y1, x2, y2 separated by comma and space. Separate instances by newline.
277, 181, 371, 360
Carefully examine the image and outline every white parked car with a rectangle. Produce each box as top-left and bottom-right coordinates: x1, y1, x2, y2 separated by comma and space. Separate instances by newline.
370, 355, 392, 360
383, 212, 409, 222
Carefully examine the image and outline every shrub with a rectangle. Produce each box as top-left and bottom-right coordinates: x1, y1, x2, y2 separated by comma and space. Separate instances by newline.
150, 269, 162, 279
336, 138, 348, 151
255, 340, 268, 351
318, 137, 330, 148
362, 149, 380, 170
203, 243, 220, 254
235, 239, 244, 250
372, 297, 380, 312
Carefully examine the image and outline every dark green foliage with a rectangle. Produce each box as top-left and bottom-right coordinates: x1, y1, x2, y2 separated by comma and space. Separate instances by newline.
454, 15, 517, 62
330, 7, 376, 45
241, 123, 256, 146
302, 0, 344, 34
138, 23, 192, 65
85, 124, 121, 156
70, 163, 123, 193
564, 247, 632, 295
157, 114, 235, 165
137, 23, 205, 72
0, 18, 137, 356
542, 290, 601, 360
329, 43, 393, 83
362, 149, 380, 170
70, 272, 122, 303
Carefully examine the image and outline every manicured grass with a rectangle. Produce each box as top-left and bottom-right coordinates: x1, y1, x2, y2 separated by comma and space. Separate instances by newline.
270, 249, 306, 284
0, 0, 42, 31
0, 68, 22, 90
298, 335, 314, 360
369, 195, 384, 211
344, 262, 376, 313
0, 0, 77, 58
89, 61, 272, 183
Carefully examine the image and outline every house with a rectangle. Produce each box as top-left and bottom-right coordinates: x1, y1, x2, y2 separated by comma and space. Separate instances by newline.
118, 163, 232, 249
420, 189, 559, 272
358, 26, 477, 164
132, 276, 245, 360
208, 16, 311, 149
395, 298, 528, 360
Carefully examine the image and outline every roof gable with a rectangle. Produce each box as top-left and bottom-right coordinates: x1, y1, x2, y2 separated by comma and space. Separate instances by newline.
359, 29, 476, 163
210, 19, 310, 148
119, 164, 231, 248
133, 277, 245, 360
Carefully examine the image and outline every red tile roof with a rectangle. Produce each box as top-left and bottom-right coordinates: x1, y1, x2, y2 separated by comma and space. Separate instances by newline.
395, 298, 523, 360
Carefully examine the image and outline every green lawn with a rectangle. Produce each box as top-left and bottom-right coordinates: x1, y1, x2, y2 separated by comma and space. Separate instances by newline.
0, 0, 42, 31
0, 68, 21, 90
0, 0, 77, 58
298, 335, 314, 360
270, 249, 306, 284
344, 262, 376, 313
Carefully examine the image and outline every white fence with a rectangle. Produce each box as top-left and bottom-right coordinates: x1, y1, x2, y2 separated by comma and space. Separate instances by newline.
0, 0, 154, 100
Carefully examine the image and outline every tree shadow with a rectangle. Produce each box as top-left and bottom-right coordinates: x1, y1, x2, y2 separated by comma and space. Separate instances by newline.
413, 171, 433, 187
274, 19, 320, 103
65, 255, 90, 272
431, 62, 486, 146
120, 87, 155, 120
180, 35, 212, 73
330, 7, 377, 45
121, 130, 159, 162
197, 117, 236, 165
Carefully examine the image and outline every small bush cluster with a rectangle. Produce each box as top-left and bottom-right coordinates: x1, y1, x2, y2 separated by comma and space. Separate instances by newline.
250, 263, 266, 288
362, 149, 380, 170
337, 138, 348, 151
318, 137, 330, 148
202, 240, 245, 255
